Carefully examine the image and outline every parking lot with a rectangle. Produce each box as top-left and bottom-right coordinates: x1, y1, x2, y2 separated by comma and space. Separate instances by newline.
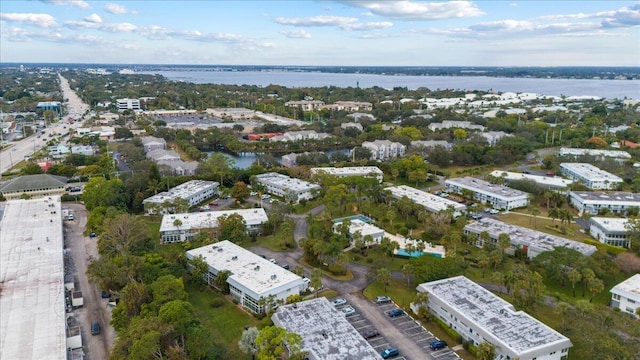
331, 296, 461, 360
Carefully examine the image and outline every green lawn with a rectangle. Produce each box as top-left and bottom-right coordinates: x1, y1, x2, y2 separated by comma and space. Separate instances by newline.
363, 279, 418, 309
349, 248, 411, 272
497, 212, 592, 243
187, 285, 261, 359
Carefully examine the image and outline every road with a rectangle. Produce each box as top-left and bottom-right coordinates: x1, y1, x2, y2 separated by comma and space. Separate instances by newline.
65, 203, 114, 360
0, 73, 89, 176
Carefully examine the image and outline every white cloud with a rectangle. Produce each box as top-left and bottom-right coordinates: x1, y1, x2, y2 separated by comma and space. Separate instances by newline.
1, 26, 63, 42
41, 0, 89, 9
84, 14, 102, 23
0, 13, 58, 28
338, 0, 484, 20
104, 3, 137, 15
280, 29, 312, 39
345, 21, 392, 31
275, 15, 358, 27
539, 4, 640, 28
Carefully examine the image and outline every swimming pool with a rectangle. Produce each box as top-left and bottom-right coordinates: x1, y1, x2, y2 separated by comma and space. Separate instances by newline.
332, 214, 374, 224
396, 249, 442, 258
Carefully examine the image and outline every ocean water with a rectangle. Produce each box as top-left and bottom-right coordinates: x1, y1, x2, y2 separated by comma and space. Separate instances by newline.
139, 70, 640, 99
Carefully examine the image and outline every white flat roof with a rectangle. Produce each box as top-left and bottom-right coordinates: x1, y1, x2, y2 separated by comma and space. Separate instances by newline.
418, 276, 571, 357
464, 217, 596, 256
489, 170, 573, 189
310, 166, 383, 176
611, 274, 640, 302
560, 163, 623, 183
0, 197, 67, 360
385, 185, 466, 213
446, 177, 529, 200
334, 219, 384, 238
159, 208, 268, 232
272, 298, 382, 360
589, 217, 629, 232
143, 180, 218, 204
559, 148, 631, 159
570, 191, 640, 204
255, 172, 320, 192
185, 240, 303, 298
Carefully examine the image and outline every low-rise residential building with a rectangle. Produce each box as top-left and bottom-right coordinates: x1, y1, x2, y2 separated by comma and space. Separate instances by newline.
310, 166, 384, 183
340, 122, 364, 131
463, 217, 596, 258
0, 174, 67, 200
143, 180, 219, 214
489, 170, 573, 191
116, 98, 141, 111
186, 240, 306, 314
610, 274, 640, 319
146, 149, 181, 162
589, 217, 631, 248
270, 130, 330, 142
71, 145, 96, 156
385, 185, 466, 215
284, 100, 325, 111
560, 163, 624, 190
281, 153, 299, 168
411, 140, 452, 151
141, 136, 167, 152
157, 159, 199, 176
322, 101, 373, 112
272, 298, 382, 360
416, 276, 572, 360
361, 140, 406, 161
445, 177, 529, 210
479, 131, 511, 146
428, 120, 485, 132
332, 219, 385, 244
254, 172, 320, 203
558, 147, 631, 161
160, 208, 268, 243
569, 191, 640, 215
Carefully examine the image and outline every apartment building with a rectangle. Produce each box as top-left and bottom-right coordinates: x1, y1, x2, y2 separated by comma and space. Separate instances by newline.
160, 208, 268, 243
310, 166, 384, 183
428, 120, 485, 132
361, 140, 406, 161
116, 98, 141, 111
322, 101, 373, 112
270, 130, 330, 142
445, 177, 529, 210
143, 180, 219, 214
284, 100, 325, 111
332, 219, 385, 244
410, 140, 452, 151
589, 217, 631, 248
141, 136, 167, 152
416, 276, 572, 360
558, 147, 631, 161
463, 217, 597, 258
610, 274, 640, 319
489, 170, 573, 191
560, 163, 623, 190
254, 172, 320, 204
186, 240, 306, 314
385, 185, 466, 216
568, 191, 640, 215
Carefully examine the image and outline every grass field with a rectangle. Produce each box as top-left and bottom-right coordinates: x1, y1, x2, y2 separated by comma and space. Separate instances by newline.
497, 212, 592, 243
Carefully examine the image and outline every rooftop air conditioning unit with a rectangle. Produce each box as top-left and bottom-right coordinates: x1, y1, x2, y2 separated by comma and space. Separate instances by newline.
271, 274, 277, 280
255, 266, 260, 271
232, 256, 238, 260
217, 248, 223, 252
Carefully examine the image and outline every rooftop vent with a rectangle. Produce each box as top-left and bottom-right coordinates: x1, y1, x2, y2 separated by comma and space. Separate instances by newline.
271, 274, 277, 280
217, 248, 223, 252
254, 266, 260, 271
232, 256, 238, 260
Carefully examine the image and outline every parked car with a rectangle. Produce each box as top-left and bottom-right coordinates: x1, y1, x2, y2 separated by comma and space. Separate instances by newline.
268, 258, 277, 264
91, 321, 101, 335
375, 295, 392, 304
250, 192, 258, 196
381, 347, 399, 359
387, 309, 405, 317
470, 213, 483, 220
430, 340, 448, 350
210, 202, 219, 206
361, 329, 380, 339
331, 298, 347, 307
489, 209, 500, 214
341, 305, 356, 316
280, 263, 290, 270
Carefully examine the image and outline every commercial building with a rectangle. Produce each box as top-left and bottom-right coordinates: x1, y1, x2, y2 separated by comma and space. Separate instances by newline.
361, 140, 406, 161
186, 240, 306, 314
159, 208, 268, 243
489, 170, 573, 191
310, 166, 384, 183
36, 101, 61, 113
254, 172, 320, 204
559, 163, 624, 190
0, 174, 67, 200
588, 217, 631, 248
463, 217, 597, 258
385, 185, 466, 216
143, 180, 219, 214
332, 219, 385, 244
272, 298, 382, 360
416, 276, 572, 360
205, 107, 255, 120
116, 98, 141, 111
445, 177, 529, 210
568, 191, 640, 215
558, 147, 631, 161
610, 274, 640, 319
0, 197, 69, 360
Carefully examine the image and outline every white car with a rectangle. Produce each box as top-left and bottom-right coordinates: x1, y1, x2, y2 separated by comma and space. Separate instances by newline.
341, 305, 356, 316
331, 298, 347, 307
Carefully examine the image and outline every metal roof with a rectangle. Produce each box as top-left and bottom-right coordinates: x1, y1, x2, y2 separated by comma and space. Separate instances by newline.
0, 174, 67, 193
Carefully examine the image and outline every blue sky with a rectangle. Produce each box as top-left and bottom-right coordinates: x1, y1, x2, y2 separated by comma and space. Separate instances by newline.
1, 1, 639, 66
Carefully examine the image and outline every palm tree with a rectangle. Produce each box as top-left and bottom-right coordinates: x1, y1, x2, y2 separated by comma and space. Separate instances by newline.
549, 207, 560, 223
529, 205, 540, 228
588, 278, 604, 303
402, 263, 414, 287
567, 268, 581, 297
377, 268, 391, 293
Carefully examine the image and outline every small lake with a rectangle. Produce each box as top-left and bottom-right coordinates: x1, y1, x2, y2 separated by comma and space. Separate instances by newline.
210, 148, 351, 169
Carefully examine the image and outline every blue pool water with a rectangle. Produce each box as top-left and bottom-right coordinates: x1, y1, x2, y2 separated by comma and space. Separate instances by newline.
396, 249, 442, 258
332, 214, 374, 224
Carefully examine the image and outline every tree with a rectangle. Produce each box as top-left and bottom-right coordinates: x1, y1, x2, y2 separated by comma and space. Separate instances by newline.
402, 263, 414, 287
255, 326, 306, 360
280, 219, 294, 248
232, 181, 251, 202
588, 277, 604, 303
453, 128, 467, 141
198, 153, 234, 185
377, 267, 392, 293
581, 268, 595, 297
188, 254, 209, 290
477, 342, 497, 360
218, 213, 247, 243
98, 214, 151, 258
82, 177, 129, 211
567, 268, 582, 297
511, 265, 545, 310
239, 327, 259, 360
310, 268, 323, 298
529, 204, 540, 228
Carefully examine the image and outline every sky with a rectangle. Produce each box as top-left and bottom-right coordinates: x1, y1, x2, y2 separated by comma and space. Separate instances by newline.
0, 1, 639, 66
